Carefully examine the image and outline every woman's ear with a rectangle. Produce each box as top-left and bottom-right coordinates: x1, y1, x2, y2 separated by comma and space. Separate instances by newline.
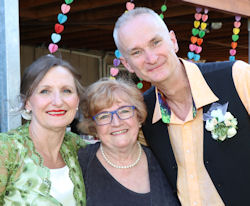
25, 100, 32, 111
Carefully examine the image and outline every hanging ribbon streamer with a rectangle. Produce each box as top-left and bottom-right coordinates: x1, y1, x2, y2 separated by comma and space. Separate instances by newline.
110, 0, 135, 79
48, 0, 74, 53
229, 15, 241, 61
187, 7, 208, 62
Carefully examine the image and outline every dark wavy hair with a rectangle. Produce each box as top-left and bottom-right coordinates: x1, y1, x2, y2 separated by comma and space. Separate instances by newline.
20, 54, 85, 110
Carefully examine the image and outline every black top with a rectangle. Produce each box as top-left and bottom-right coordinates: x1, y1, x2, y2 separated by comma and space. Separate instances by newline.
78, 142, 180, 206
142, 61, 250, 206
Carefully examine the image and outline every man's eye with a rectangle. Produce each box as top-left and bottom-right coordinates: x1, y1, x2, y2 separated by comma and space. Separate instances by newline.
153, 40, 160, 46
131, 50, 141, 56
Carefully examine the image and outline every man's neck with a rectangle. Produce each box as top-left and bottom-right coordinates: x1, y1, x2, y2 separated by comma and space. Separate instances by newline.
155, 63, 193, 121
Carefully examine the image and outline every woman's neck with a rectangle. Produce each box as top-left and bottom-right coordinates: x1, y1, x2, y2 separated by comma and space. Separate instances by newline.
99, 142, 141, 167
29, 122, 66, 168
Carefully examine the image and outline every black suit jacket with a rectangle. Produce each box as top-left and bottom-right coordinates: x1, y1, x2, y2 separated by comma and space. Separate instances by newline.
142, 61, 250, 206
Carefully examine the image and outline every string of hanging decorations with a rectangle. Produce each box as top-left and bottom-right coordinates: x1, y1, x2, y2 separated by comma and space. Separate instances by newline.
110, 1, 168, 90
187, 7, 208, 62
229, 15, 241, 61
47, 1, 242, 76
48, 0, 74, 54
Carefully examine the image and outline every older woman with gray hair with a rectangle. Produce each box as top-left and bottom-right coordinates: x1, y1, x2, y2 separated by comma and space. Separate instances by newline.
78, 78, 180, 206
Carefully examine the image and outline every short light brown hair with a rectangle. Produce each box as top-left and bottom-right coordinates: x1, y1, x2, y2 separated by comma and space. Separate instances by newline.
79, 78, 147, 136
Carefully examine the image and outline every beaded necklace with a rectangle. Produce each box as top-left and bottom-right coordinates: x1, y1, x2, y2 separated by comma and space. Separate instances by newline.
100, 141, 142, 169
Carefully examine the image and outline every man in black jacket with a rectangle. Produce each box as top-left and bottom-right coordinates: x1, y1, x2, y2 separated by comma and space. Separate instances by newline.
113, 7, 250, 206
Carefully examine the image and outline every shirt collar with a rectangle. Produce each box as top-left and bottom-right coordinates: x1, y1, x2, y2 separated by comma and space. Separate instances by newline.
152, 59, 219, 124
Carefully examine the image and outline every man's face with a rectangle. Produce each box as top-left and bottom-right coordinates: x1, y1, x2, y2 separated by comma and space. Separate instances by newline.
118, 13, 179, 85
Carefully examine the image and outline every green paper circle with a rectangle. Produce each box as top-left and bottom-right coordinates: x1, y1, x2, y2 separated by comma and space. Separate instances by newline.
161, 5, 167, 12
159, 13, 164, 19
137, 82, 143, 89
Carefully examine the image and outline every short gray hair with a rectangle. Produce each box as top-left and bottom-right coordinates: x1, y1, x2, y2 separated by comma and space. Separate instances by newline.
113, 7, 167, 54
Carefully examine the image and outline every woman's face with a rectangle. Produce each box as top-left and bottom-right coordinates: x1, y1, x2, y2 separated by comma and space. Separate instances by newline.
95, 96, 140, 150
26, 66, 79, 131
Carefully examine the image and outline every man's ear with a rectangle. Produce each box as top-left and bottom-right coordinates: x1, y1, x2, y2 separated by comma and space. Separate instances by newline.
169, 30, 179, 53
120, 57, 135, 73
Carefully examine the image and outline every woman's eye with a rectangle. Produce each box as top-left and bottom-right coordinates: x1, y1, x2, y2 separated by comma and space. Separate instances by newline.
63, 89, 72, 93
120, 109, 129, 114
40, 90, 48, 94
98, 113, 110, 120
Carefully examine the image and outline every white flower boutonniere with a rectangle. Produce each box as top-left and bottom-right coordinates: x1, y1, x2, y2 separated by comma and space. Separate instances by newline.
203, 102, 238, 141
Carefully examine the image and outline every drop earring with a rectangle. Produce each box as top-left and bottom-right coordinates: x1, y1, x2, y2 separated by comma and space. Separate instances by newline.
21, 109, 32, 120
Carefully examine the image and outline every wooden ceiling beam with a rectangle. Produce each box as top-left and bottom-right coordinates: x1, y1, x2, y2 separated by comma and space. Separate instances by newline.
69, 4, 124, 22
20, 27, 85, 41
63, 29, 111, 40
165, 6, 196, 18
181, 0, 250, 17
20, 0, 127, 19
19, 0, 59, 9
20, 23, 114, 40
66, 34, 114, 46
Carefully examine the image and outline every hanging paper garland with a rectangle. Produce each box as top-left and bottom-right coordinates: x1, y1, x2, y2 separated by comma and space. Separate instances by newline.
111, 0, 168, 90
159, 1, 167, 19
133, 1, 168, 89
126, 0, 135, 11
229, 15, 241, 61
187, 7, 208, 62
110, 0, 135, 80
110, 50, 122, 79
135, 1, 167, 89
48, 0, 74, 53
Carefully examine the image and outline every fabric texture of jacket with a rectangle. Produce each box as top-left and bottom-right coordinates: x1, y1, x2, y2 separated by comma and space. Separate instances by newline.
0, 122, 87, 206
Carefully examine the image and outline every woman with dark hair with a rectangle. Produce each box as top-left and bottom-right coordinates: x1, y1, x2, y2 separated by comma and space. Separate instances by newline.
78, 78, 180, 206
0, 55, 86, 205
